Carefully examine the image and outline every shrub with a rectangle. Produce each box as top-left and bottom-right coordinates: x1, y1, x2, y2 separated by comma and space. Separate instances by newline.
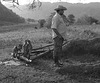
38, 19, 46, 28
68, 14, 75, 25
76, 15, 99, 25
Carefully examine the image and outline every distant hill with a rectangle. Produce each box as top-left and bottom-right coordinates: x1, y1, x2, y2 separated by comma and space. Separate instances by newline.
0, 2, 25, 25
4, 2, 100, 20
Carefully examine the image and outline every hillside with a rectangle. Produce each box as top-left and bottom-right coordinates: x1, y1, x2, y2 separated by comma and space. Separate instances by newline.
0, 2, 25, 25
4, 2, 100, 20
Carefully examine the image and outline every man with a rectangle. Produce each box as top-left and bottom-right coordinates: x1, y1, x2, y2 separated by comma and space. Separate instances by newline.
51, 5, 67, 67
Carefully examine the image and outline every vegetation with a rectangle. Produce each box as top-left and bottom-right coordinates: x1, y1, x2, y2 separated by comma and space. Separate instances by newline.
38, 19, 46, 28
76, 15, 99, 25
68, 14, 75, 25
1, 0, 42, 9
0, 24, 100, 83
26, 18, 35, 22
1, 1, 100, 83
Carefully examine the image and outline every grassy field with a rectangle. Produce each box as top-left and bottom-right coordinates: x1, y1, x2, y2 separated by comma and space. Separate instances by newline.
0, 23, 52, 49
0, 24, 100, 83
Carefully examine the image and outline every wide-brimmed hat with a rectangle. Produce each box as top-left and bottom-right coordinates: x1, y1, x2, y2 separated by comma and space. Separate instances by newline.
54, 5, 67, 11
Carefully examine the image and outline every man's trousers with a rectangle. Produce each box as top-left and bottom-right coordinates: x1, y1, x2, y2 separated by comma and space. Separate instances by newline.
53, 36, 64, 64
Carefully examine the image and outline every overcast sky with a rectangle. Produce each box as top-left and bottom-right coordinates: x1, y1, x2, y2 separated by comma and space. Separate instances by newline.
19, 0, 100, 4
2, 0, 100, 5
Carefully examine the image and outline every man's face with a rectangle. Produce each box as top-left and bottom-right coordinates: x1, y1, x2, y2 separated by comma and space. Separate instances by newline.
58, 10, 64, 15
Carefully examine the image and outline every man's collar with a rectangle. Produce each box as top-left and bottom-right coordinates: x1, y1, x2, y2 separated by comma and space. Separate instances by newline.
56, 13, 61, 16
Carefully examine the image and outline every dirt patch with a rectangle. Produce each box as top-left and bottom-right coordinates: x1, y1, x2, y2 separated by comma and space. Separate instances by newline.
1, 57, 100, 83
0, 59, 71, 83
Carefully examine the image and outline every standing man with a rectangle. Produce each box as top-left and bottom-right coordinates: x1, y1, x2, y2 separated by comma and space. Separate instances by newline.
51, 5, 67, 67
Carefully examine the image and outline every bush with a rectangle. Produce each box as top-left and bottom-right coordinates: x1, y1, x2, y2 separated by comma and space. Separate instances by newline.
38, 19, 46, 28
26, 18, 35, 22
76, 15, 99, 25
68, 14, 75, 25
63, 37, 100, 56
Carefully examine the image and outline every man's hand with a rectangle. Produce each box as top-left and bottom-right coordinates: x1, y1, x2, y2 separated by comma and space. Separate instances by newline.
52, 28, 63, 38
52, 28, 64, 40
64, 38, 67, 42
58, 34, 63, 39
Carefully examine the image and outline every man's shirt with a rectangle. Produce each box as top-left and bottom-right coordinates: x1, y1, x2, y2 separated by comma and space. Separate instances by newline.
51, 13, 67, 39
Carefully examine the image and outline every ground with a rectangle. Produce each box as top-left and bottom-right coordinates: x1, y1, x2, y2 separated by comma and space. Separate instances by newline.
0, 24, 100, 83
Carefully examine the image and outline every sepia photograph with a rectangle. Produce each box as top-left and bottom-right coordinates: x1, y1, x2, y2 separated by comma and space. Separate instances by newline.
0, 0, 100, 83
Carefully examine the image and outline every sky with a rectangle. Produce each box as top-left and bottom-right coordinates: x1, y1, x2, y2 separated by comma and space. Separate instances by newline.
2, 0, 100, 5
18, 0, 100, 4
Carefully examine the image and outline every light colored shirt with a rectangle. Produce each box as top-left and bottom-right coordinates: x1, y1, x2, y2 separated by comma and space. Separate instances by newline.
51, 13, 67, 39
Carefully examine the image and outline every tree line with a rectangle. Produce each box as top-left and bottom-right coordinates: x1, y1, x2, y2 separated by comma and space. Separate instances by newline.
38, 12, 100, 28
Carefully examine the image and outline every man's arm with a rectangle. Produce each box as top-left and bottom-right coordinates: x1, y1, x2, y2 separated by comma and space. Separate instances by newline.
62, 14, 70, 26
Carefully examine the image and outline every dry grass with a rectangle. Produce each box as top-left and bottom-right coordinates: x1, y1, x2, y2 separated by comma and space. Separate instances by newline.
0, 24, 52, 49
